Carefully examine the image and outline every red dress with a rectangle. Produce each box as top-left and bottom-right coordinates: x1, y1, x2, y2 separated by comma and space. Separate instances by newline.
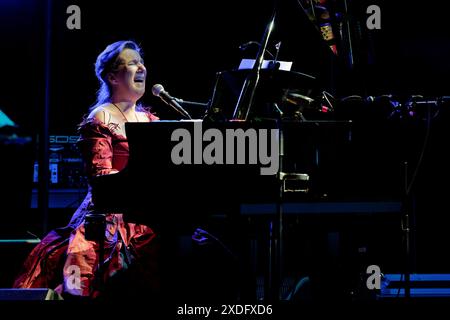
13, 114, 160, 298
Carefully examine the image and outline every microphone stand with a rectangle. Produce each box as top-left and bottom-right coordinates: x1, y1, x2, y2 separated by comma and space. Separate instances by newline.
395, 97, 436, 300
402, 161, 412, 300
400, 98, 436, 299
176, 99, 209, 108
169, 99, 192, 120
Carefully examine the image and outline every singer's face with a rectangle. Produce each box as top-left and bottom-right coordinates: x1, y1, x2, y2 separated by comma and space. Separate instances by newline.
112, 48, 146, 101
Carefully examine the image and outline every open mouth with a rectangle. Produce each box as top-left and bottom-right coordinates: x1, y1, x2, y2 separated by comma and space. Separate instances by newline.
134, 73, 145, 83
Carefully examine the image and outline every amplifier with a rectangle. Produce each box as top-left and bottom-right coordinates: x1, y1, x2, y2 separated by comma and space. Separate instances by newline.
33, 135, 87, 189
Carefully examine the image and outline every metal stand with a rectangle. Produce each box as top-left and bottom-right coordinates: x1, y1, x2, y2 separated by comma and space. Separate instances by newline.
267, 126, 283, 301
266, 123, 310, 301
401, 161, 413, 299
399, 96, 436, 299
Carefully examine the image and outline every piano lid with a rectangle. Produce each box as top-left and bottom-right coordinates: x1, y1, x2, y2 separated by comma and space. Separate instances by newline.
222, 0, 351, 121
234, 0, 366, 96
235, 1, 339, 81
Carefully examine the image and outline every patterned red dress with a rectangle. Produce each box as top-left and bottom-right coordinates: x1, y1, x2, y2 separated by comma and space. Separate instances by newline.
13, 113, 160, 298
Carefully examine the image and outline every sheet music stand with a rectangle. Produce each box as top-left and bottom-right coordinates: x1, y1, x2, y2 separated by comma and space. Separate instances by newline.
204, 69, 317, 122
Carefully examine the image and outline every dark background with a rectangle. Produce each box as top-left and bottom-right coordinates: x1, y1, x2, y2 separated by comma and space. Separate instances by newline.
3, 0, 450, 135
2, 0, 450, 290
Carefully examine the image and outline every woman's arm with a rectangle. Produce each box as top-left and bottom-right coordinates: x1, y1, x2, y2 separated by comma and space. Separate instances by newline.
77, 111, 116, 178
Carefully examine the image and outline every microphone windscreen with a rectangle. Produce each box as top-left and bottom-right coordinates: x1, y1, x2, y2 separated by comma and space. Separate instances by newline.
151, 84, 164, 97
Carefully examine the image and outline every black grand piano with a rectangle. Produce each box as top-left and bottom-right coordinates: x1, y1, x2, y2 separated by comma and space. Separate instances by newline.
90, 0, 364, 222
90, 118, 351, 222
91, 120, 282, 224
90, 61, 352, 225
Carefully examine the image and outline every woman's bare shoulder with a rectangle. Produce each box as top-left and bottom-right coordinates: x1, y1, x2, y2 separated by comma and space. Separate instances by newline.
87, 104, 114, 124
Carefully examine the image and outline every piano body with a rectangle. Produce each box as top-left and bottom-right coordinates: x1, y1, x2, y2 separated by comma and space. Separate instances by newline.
91, 121, 281, 224
90, 119, 353, 225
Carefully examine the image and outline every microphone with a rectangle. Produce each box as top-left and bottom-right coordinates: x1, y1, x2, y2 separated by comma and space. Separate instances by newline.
239, 41, 275, 59
151, 84, 192, 119
239, 41, 260, 51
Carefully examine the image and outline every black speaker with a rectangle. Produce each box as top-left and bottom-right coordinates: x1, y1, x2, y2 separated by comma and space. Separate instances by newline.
0, 289, 52, 300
